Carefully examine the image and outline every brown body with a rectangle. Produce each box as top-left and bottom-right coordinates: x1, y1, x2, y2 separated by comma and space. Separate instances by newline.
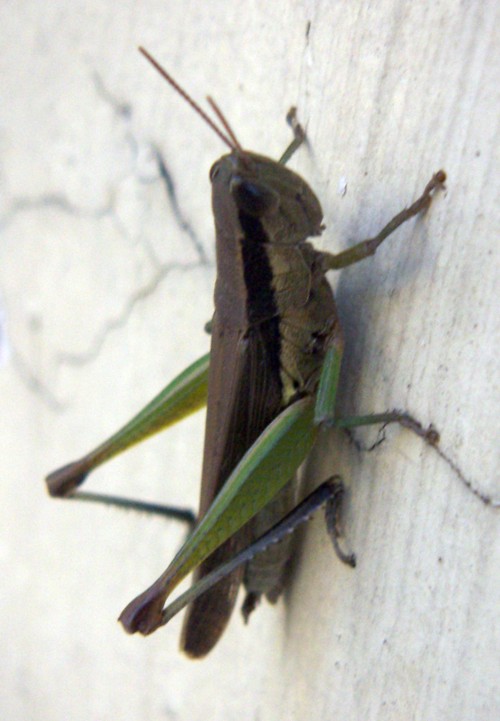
181, 152, 340, 657
45, 50, 448, 659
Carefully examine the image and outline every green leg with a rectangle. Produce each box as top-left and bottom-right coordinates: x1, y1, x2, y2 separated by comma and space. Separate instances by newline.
310, 338, 357, 565
314, 347, 440, 471
45, 354, 210, 524
321, 411, 438, 569
319, 171, 446, 271
331, 410, 492, 506
158, 478, 351, 628
334, 410, 439, 445
46, 353, 209, 497
312, 342, 444, 565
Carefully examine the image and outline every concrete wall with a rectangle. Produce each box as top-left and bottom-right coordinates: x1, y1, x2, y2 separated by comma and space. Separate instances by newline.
1, 2, 498, 719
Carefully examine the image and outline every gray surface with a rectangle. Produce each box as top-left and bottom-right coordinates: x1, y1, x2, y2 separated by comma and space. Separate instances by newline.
1, 2, 498, 720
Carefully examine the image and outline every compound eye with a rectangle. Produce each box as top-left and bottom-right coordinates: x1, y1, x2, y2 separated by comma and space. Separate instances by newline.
209, 161, 221, 182
230, 176, 279, 216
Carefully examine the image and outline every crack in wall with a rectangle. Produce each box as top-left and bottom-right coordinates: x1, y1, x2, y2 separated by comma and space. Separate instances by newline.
10, 349, 65, 411
152, 146, 208, 263
4, 72, 214, 407
92, 72, 209, 264
92, 71, 132, 121
5, 178, 208, 405
0, 193, 115, 232
56, 258, 204, 367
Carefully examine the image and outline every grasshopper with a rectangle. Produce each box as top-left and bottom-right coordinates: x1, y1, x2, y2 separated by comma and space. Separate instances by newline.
46, 48, 447, 658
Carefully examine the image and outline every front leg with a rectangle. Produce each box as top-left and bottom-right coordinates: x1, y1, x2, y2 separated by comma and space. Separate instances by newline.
318, 171, 446, 272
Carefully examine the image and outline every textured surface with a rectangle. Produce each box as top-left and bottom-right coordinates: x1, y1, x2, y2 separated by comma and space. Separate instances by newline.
1, 2, 498, 719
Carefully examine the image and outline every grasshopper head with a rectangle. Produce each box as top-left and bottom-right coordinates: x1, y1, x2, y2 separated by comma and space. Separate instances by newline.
210, 151, 324, 245
138, 47, 324, 244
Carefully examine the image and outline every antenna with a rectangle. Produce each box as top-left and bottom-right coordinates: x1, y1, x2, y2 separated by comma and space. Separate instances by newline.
138, 47, 243, 154
206, 97, 244, 153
